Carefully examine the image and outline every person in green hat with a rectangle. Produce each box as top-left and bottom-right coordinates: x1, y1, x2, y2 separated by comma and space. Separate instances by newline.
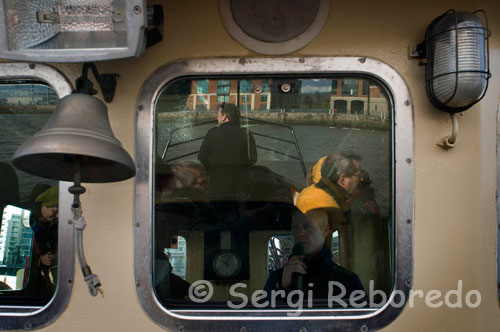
23, 186, 58, 298
35, 185, 58, 223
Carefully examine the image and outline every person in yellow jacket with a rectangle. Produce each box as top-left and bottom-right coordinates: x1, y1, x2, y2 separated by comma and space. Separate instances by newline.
306, 155, 326, 186
298, 152, 361, 212
296, 152, 362, 268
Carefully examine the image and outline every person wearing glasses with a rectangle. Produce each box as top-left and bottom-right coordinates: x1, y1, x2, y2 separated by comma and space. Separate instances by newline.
296, 152, 362, 269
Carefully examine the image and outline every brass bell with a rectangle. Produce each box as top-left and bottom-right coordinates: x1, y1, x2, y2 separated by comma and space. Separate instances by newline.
12, 94, 135, 183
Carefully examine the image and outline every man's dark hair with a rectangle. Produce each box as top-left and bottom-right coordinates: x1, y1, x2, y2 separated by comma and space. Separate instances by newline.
220, 103, 240, 124
321, 151, 361, 182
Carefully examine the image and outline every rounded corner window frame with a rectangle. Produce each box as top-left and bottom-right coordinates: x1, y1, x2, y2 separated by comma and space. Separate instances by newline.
0, 63, 74, 331
135, 56, 414, 331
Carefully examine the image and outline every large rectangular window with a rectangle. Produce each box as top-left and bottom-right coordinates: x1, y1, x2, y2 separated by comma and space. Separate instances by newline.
136, 57, 414, 331
155, 76, 392, 307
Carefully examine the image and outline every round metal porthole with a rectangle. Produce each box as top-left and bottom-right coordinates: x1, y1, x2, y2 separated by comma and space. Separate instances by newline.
219, 0, 330, 55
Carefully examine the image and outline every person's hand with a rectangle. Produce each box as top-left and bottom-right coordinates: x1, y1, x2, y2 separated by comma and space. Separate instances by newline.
281, 255, 306, 289
40, 252, 54, 267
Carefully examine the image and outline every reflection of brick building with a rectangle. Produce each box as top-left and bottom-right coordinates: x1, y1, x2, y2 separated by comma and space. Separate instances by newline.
186, 78, 389, 119
330, 79, 389, 118
187, 79, 271, 111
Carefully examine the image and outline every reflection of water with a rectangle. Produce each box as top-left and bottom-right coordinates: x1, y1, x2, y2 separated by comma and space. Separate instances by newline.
1, 113, 390, 214
0, 114, 57, 202
158, 122, 391, 215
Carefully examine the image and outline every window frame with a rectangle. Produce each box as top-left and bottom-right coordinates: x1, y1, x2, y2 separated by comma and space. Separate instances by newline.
135, 57, 414, 331
497, 104, 500, 303
0, 63, 74, 330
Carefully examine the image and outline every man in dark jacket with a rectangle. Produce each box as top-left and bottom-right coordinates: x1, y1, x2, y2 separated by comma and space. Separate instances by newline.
264, 208, 364, 302
198, 103, 257, 200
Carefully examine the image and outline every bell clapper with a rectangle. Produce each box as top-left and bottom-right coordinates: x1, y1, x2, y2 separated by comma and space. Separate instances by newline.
69, 158, 103, 297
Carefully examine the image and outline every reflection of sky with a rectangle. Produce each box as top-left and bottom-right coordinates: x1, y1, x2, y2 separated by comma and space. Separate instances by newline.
300, 79, 332, 94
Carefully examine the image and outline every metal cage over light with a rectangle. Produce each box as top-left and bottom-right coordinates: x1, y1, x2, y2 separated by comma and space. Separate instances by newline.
420, 10, 491, 113
0, 0, 147, 62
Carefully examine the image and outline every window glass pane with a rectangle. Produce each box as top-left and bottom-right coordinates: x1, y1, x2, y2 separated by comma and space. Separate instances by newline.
217, 80, 231, 95
0, 83, 58, 304
240, 80, 252, 93
217, 95, 229, 103
341, 79, 358, 96
332, 79, 338, 95
262, 79, 269, 92
154, 76, 392, 310
197, 80, 208, 94
362, 81, 369, 95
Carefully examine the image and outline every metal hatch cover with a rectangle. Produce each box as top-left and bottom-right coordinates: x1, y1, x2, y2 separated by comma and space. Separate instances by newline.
219, 0, 330, 55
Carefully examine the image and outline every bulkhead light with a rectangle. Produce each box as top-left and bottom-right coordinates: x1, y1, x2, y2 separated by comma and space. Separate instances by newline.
421, 10, 491, 113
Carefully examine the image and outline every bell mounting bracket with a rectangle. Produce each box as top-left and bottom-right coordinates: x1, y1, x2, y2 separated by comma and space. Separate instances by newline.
74, 63, 119, 102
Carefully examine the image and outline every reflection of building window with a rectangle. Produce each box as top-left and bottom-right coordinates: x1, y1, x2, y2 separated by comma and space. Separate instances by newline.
362, 81, 369, 95
197, 80, 208, 93
334, 99, 348, 113
262, 79, 268, 92
261, 94, 267, 102
341, 79, 358, 96
199, 95, 206, 103
241, 95, 249, 103
351, 100, 364, 114
217, 95, 229, 103
217, 80, 230, 95
240, 80, 252, 93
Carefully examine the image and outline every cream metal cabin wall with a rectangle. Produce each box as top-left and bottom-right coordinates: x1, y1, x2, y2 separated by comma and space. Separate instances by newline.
25, 0, 499, 331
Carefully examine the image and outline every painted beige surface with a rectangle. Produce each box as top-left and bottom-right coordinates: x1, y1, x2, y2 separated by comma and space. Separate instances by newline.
19, 0, 500, 331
